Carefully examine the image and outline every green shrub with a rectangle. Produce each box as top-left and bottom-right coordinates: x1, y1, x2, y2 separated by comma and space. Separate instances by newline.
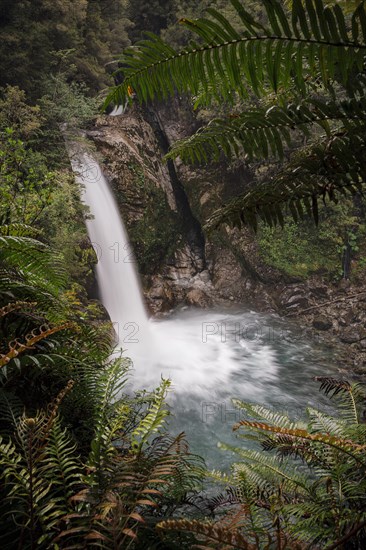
258, 201, 366, 280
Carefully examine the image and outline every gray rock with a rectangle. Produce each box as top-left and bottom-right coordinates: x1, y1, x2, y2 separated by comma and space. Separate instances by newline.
285, 296, 309, 310
186, 288, 212, 308
340, 329, 361, 344
287, 294, 304, 304
339, 279, 351, 291
359, 339, 366, 350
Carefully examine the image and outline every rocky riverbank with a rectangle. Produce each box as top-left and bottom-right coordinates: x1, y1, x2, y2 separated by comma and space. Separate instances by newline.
277, 279, 366, 375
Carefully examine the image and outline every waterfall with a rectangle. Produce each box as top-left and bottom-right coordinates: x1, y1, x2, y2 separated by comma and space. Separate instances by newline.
65, 134, 339, 469
109, 104, 126, 117
69, 150, 151, 361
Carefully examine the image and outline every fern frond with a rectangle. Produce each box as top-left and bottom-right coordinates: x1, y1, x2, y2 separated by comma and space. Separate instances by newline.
85, 358, 131, 490
0, 300, 37, 318
314, 377, 366, 425
206, 468, 236, 486
106, 0, 366, 109
0, 322, 73, 367
166, 96, 366, 164
219, 442, 311, 495
205, 126, 366, 230
314, 376, 353, 397
62, 431, 202, 548
43, 417, 82, 512
131, 378, 171, 452
0, 390, 24, 435
205, 488, 241, 513
0, 235, 67, 293
232, 399, 301, 429
0, 223, 42, 238
233, 420, 366, 463
0, 412, 67, 547
306, 407, 349, 437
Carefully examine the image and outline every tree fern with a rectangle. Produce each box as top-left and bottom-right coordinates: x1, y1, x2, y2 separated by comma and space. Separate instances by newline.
165, 94, 366, 164
205, 125, 366, 230
106, 0, 366, 228
106, 0, 366, 108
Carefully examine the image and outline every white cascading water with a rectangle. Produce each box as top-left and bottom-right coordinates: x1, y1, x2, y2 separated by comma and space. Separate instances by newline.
70, 151, 152, 364
69, 146, 338, 468
109, 105, 126, 117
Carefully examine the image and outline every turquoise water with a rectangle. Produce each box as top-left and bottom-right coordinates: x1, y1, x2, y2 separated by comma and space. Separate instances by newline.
128, 307, 340, 470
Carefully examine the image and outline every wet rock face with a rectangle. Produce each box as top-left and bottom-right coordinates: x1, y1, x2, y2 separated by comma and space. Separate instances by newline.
88, 108, 210, 310
206, 243, 276, 311
186, 288, 212, 308
89, 103, 270, 313
145, 269, 214, 314
89, 109, 177, 216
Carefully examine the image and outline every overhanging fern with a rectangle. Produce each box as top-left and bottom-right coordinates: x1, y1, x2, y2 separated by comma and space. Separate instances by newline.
106, 0, 366, 108
205, 126, 366, 231
166, 95, 366, 164
105, 0, 366, 229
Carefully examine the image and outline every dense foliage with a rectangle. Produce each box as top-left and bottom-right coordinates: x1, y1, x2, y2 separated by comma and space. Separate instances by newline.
159, 378, 366, 549
0, 76, 207, 546
107, 0, 366, 233
0, 0, 132, 97
1, 0, 366, 548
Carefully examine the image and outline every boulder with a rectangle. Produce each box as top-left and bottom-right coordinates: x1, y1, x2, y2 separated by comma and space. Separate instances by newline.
279, 286, 310, 311
285, 296, 310, 310
359, 339, 366, 350
186, 288, 212, 308
312, 315, 332, 331
339, 329, 361, 344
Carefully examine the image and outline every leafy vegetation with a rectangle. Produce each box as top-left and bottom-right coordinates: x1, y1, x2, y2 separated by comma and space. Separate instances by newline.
0, 41, 204, 549
107, 0, 366, 232
259, 200, 366, 279
0, 210, 204, 548
0, 355, 204, 548
1, 1, 366, 548
158, 378, 366, 549
0, 0, 132, 97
